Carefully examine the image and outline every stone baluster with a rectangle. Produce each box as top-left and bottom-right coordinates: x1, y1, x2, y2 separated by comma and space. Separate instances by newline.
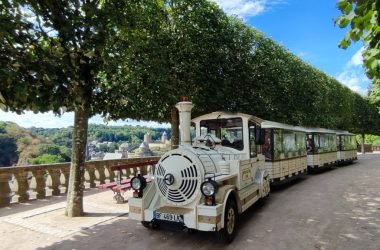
46, 168, 62, 196
60, 168, 70, 193
13, 171, 30, 202
105, 166, 115, 183
30, 169, 46, 199
84, 165, 96, 188
0, 172, 11, 207
127, 168, 135, 178
94, 165, 106, 185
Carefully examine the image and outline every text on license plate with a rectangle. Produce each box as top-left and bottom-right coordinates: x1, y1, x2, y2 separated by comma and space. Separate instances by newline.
154, 211, 184, 223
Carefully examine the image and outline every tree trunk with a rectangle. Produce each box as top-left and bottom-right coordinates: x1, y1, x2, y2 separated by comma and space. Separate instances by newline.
171, 106, 179, 149
361, 131, 365, 154
65, 104, 89, 217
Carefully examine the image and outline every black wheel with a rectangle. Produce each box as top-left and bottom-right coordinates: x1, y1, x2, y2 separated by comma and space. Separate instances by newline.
141, 221, 150, 228
151, 220, 160, 229
217, 198, 237, 244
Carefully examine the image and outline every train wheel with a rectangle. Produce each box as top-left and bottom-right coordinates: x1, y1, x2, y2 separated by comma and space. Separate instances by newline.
217, 199, 237, 244
141, 221, 150, 228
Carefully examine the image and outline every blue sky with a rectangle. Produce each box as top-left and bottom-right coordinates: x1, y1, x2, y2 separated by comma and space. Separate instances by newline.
0, 0, 370, 128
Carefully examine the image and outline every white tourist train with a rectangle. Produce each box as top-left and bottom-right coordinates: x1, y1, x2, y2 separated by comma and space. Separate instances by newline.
128, 100, 357, 243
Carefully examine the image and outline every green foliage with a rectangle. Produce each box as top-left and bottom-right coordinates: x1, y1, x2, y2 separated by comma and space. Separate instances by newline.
30, 154, 64, 164
335, 0, 380, 106
357, 134, 380, 145
0, 121, 77, 165
38, 144, 61, 155
0, 134, 17, 167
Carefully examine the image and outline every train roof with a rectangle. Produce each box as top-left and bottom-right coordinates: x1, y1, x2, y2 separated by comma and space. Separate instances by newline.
333, 130, 356, 136
192, 111, 263, 124
297, 126, 337, 134
261, 120, 305, 132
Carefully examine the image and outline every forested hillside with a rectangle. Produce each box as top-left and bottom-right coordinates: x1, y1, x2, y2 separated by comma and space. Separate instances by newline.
0, 122, 170, 167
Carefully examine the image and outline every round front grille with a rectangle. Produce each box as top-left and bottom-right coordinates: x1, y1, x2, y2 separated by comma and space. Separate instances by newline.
155, 151, 202, 206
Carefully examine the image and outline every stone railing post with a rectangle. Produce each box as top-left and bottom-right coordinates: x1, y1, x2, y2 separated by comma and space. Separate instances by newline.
60, 168, 70, 193
104, 165, 115, 183
30, 169, 46, 199
13, 171, 29, 202
46, 168, 62, 196
0, 172, 11, 207
94, 165, 106, 185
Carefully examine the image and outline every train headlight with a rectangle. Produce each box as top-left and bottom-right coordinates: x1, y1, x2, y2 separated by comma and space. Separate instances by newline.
131, 175, 147, 198
201, 179, 218, 197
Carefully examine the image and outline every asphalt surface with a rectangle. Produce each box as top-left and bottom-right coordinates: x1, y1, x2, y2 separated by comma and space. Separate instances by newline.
1, 153, 380, 250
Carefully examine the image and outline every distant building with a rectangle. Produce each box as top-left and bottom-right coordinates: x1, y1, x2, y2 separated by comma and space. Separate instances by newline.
103, 144, 129, 160
135, 141, 152, 157
144, 133, 152, 143
161, 131, 167, 144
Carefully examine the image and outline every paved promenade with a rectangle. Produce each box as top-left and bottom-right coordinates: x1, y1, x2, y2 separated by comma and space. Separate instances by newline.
0, 153, 379, 250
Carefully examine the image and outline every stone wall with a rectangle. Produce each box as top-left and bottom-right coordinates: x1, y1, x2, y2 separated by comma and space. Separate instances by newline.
0, 156, 160, 207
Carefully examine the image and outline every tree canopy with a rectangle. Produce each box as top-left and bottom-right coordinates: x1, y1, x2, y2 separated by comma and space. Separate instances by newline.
335, 0, 380, 106
0, 0, 170, 216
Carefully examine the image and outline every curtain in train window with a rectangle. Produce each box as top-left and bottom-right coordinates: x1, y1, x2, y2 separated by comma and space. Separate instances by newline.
262, 129, 272, 161
307, 134, 313, 154
249, 124, 257, 158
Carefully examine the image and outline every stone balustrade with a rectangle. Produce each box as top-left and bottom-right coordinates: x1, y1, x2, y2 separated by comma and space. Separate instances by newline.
0, 156, 160, 208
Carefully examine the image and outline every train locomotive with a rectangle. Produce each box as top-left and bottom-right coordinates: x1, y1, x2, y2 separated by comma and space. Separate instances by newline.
129, 100, 270, 243
128, 100, 357, 243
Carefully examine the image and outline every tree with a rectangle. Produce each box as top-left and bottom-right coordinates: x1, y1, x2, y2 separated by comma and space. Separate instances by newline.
335, 0, 380, 105
30, 153, 64, 164
0, 134, 18, 167
0, 0, 166, 216
38, 144, 61, 156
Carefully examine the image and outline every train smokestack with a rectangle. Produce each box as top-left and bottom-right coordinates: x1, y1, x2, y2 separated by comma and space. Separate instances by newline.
175, 97, 193, 146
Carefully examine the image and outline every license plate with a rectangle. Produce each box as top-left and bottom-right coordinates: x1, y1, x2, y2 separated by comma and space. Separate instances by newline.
154, 211, 184, 223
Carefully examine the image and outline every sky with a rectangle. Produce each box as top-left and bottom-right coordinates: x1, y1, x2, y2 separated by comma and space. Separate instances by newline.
0, 0, 370, 129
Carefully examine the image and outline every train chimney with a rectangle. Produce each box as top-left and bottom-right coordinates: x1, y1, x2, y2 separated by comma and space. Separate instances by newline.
175, 97, 193, 146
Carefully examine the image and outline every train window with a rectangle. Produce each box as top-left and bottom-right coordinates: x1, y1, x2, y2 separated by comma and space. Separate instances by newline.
341, 135, 357, 150
200, 118, 243, 150
273, 129, 283, 160
295, 132, 307, 156
313, 133, 337, 153
283, 130, 296, 158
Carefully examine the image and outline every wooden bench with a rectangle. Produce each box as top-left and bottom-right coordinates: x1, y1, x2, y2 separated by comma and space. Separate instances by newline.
97, 160, 157, 203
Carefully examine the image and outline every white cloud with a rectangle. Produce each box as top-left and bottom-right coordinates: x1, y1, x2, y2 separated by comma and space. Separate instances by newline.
347, 47, 364, 67
336, 70, 368, 95
296, 51, 308, 59
213, 0, 285, 19
336, 47, 370, 96
0, 111, 169, 129
0, 111, 74, 128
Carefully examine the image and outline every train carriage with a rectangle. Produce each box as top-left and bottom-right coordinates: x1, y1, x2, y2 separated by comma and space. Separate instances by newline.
304, 128, 338, 172
261, 121, 307, 183
335, 130, 358, 164
128, 100, 270, 243
127, 99, 358, 243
